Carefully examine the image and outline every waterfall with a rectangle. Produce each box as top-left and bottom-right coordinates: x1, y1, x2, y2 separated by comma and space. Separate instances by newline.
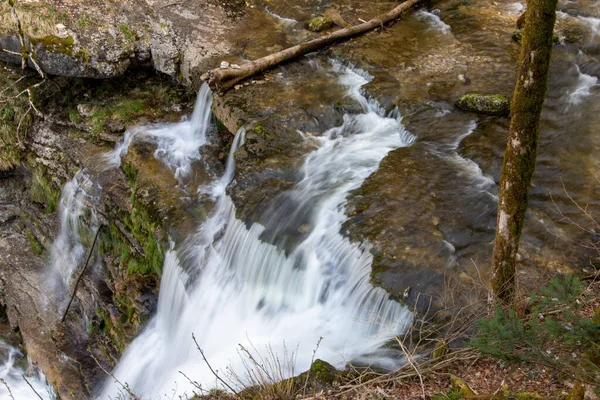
45, 170, 101, 307
103, 84, 214, 182
0, 340, 55, 400
42, 84, 215, 315
98, 63, 415, 399
568, 64, 599, 106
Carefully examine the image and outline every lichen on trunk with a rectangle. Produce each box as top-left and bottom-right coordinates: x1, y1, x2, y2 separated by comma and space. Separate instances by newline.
490, 0, 558, 306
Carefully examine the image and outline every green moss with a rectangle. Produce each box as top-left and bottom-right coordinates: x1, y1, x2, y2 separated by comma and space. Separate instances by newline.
119, 24, 136, 42
455, 93, 510, 116
30, 167, 61, 214
90, 100, 145, 136
254, 124, 274, 139
306, 359, 337, 384
564, 34, 580, 43
31, 35, 74, 56
512, 30, 523, 43
432, 388, 464, 400
121, 161, 138, 184
68, 109, 81, 123
305, 16, 334, 32
25, 228, 44, 255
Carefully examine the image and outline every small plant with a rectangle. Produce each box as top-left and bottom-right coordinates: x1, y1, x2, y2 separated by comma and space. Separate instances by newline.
471, 275, 600, 384
25, 228, 44, 255
432, 388, 464, 400
30, 167, 61, 213
89, 100, 145, 136
75, 13, 93, 28
119, 24, 136, 42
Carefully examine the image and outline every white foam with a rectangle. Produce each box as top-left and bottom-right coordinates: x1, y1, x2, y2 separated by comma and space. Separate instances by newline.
98, 63, 415, 399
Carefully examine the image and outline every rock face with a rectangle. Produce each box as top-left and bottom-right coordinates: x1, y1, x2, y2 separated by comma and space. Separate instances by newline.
0, 70, 211, 398
455, 93, 510, 116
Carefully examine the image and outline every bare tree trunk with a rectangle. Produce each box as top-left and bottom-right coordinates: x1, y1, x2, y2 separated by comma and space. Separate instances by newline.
490, 0, 558, 306
206, 0, 422, 94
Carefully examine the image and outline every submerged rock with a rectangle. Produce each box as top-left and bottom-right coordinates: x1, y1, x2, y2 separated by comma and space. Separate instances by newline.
305, 16, 335, 32
455, 93, 510, 116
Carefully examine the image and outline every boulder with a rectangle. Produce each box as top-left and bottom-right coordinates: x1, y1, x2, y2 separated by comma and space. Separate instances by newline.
455, 93, 510, 116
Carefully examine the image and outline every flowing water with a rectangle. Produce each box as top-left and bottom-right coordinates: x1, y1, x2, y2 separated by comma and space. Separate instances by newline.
5, 1, 600, 398
0, 338, 54, 400
97, 64, 414, 399
104, 83, 214, 184
44, 171, 101, 312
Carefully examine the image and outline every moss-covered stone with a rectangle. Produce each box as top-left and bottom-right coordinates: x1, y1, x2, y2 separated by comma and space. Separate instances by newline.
32, 35, 74, 56
455, 93, 510, 116
306, 359, 338, 384
305, 16, 334, 32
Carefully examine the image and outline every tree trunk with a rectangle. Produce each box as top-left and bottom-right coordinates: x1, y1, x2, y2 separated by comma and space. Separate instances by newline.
206, 0, 422, 94
490, 0, 558, 306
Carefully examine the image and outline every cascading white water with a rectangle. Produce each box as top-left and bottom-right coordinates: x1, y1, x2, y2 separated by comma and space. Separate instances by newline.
432, 120, 496, 194
98, 63, 414, 399
0, 340, 55, 400
568, 64, 599, 105
416, 10, 452, 35
103, 84, 214, 182
45, 171, 100, 303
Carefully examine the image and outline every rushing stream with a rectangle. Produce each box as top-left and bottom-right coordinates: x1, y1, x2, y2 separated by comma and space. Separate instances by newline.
98, 65, 414, 398
2, 1, 599, 399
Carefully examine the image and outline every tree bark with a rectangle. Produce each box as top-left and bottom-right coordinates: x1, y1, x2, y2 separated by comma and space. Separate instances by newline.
206, 0, 422, 94
490, 0, 558, 306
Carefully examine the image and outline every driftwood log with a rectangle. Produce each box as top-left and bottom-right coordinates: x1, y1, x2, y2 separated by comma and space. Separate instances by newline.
206, 0, 422, 94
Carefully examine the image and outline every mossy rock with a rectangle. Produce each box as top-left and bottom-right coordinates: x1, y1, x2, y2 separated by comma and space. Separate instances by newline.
308, 359, 337, 384
455, 93, 510, 116
305, 16, 334, 32
295, 359, 338, 386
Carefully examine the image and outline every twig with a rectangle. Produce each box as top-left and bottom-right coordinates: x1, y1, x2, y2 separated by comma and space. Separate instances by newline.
192, 333, 241, 397
61, 225, 102, 322
0, 378, 15, 400
303, 336, 323, 396
396, 337, 425, 399
178, 370, 208, 395
90, 353, 141, 400
21, 375, 44, 400
7, 0, 27, 69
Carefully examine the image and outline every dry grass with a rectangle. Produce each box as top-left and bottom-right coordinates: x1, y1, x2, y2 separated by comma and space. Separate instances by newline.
0, 1, 69, 38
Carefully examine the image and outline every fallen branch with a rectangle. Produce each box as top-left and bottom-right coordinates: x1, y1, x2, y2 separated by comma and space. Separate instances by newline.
206, 0, 422, 93
61, 225, 102, 322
